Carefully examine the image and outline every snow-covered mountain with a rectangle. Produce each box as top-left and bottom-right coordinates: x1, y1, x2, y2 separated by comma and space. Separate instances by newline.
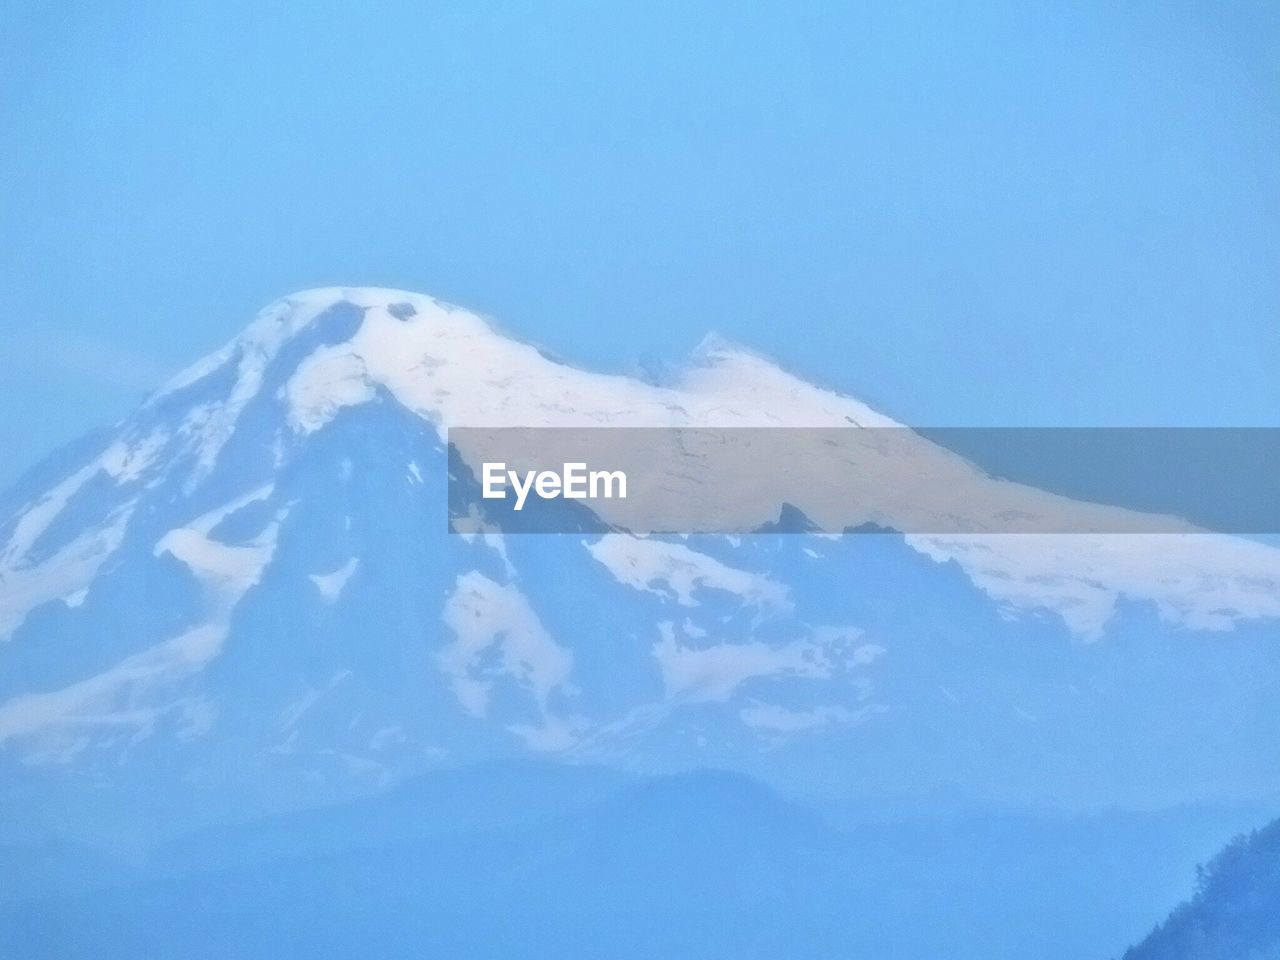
2, 287, 1279, 832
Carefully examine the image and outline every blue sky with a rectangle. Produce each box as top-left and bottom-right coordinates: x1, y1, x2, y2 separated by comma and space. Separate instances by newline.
1, 0, 1276, 487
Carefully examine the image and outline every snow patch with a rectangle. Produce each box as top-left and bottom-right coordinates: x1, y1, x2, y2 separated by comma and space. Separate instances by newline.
908, 533, 1280, 639
586, 535, 788, 610
100, 429, 168, 484
281, 291, 897, 442
0, 624, 226, 764
309, 558, 359, 602
651, 621, 862, 704
2, 462, 101, 567
739, 701, 881, 736
153, 485, 279, 610
0, 505, 134, 640
283, 351, 375, 434
440, 572, 576, 750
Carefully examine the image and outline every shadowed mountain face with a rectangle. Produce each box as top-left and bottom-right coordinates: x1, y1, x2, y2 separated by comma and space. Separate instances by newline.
1, 289, 1278, 958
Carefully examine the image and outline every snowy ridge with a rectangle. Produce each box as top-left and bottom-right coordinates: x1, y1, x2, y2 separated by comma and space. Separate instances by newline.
2, 285, 1274, 641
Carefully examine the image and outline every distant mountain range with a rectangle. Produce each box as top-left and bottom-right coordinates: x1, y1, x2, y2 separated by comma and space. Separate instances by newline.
2, 761, 1271, 960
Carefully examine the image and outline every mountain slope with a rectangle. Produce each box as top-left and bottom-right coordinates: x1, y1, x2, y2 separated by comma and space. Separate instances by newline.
1124, 816, 1280, 960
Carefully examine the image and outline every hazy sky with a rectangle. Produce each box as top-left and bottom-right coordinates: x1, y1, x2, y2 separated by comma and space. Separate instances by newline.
1, 0, 1277, 487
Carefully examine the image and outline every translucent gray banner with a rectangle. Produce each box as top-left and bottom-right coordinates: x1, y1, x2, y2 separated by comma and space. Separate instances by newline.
446, 427, 1280, 535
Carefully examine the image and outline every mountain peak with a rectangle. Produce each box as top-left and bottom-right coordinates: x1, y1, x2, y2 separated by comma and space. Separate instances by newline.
140, 286, 900, 452
149, 287, 453, 407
